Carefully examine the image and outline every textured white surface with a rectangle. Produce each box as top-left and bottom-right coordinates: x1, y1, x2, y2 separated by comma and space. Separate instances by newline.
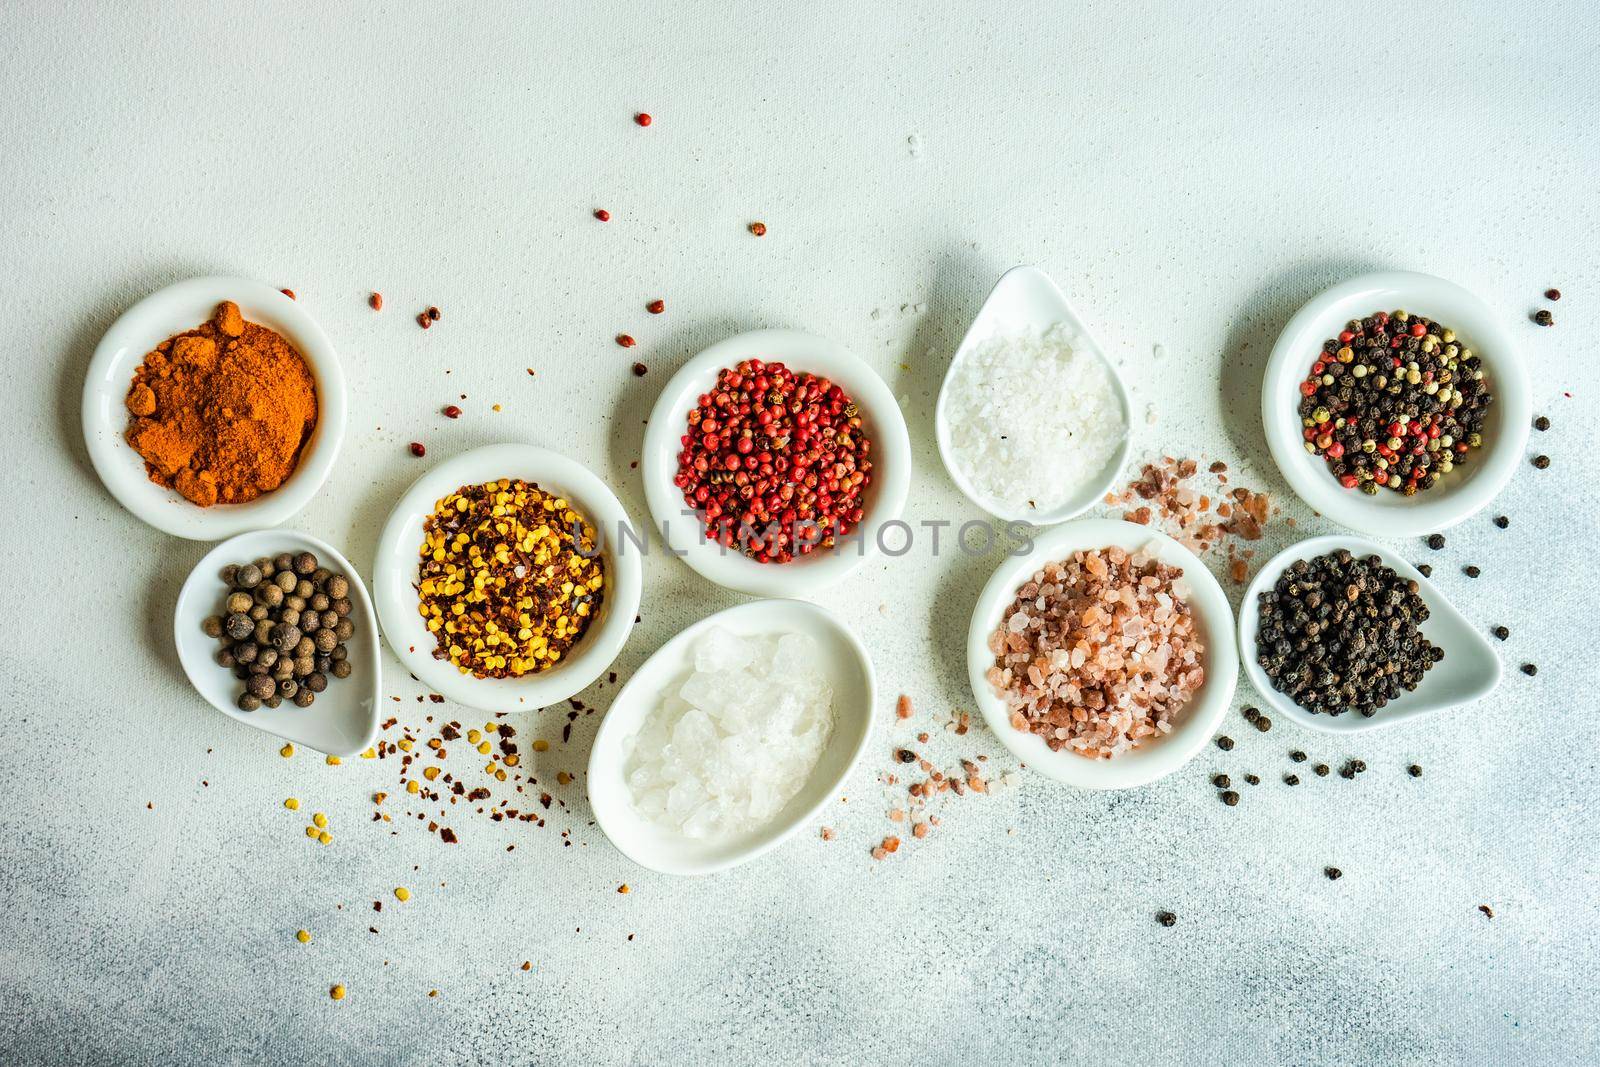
2, 1, 1598, 1064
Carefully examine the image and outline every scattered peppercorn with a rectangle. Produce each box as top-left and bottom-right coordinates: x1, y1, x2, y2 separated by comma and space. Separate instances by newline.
1314, 764, 1330, 777
427, 306, 441, 321
1324, 867, 1342, 880
1427, 534, 1446, 550
1545, 289, 1561, 301
1244, 774, 1260, 785
646, 299, 665, 315
1463, 565, 1480, 578
616, 334, 636, 348
443, 405, 461, 419
748, 221, 767, 236
1255, 716, 1272, 733
1408, 764, 1423, 777
330, 984, 346, 1001
417, 313, 431, 329
1221, 790, 1239, 806
1532, 455, 1550, 470
1493, 515, 1509, 529
1533, 309, 1554, 327
1242, 706, 1259, 723
1492, 626, 1509, 640
1417, 563, 1432, 577
1156, 911, 1177, 927
1212, 774, 1231, 788
593, 209, 611, 222
1534, 415, 1550, 431
1216, 736, 1234, 751
631, 362, 648, 377
410, 442, 426, 457
281, 288, 296, 300
369, 292, 383, 311
1521, 663, 1537, 676
1290, 750, 1307, 763
634, 112, 652, 126
1284, 774, 1300, 785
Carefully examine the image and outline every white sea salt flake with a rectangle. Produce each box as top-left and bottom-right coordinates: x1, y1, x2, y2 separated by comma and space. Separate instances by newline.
625, 628, 834, 840
943, 325, 1127, 514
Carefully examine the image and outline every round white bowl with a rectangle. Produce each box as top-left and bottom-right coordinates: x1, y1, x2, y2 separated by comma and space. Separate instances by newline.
935, 265, 1132, 526
82, 276, 347, 540
587, 599, 875, 876
174, 529, 380, 757
1238, 534, 1501, 734
966, 517, 1237, 789
640, 329, 912, 598
372, 443, 642, 712
1264, 271, 1530, 537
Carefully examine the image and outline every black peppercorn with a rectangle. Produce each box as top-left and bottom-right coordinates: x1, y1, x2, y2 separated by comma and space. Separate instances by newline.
1284, 774, 1299, 785
1245, 774, 1260, 785
1242, 706, 1259, 723
1290, 750, 1307, 763
1492, 626, 1509, 640
1408, 764, 1423, 777
1221, 790, 1239, 806
1255, 716, 1271, 733
1156, 911, 1176, 927
1464, 565, 1480, 578
1216, 736, 1234, 751
1534, 415, 1550, 431
1314, 764, 1330, 777
1532, 455, 1550, 470
1521, 663, 1537, 676
1533, 309, 1554, 326
895, 749, 915, 764
1426, 534, 1445, 550
1213, 774, 1231, 788
1493, 515, 1509, 529
1325, 866, 1342, 880
1417, 563, 1432, 577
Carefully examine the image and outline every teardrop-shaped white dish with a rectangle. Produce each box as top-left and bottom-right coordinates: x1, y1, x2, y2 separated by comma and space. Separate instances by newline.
587, 599, 875, 876
1238, 534, 1501, 733
174, 529, 380, 756
935, 265, 1132, 526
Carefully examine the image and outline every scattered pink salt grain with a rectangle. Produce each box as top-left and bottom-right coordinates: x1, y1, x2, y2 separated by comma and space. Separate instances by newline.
986, 546, 1204, 759
1106, 457, 1276, 572
896, 694, 914, 720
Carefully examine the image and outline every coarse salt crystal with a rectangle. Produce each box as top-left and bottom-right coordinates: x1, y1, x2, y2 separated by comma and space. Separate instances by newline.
944, 325, 1126, 514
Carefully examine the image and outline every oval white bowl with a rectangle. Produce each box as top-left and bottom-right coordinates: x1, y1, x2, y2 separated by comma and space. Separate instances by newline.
587, 599, 876, 876
640, 329, 912, 598
935, 265, 1132, 526
1238, 534, 1501, 733
1264, 271, 1531, 537
83, 276, 347, 540
174, 529, 380, 757
966, 518, 1237, 789
372, 444, 643, 713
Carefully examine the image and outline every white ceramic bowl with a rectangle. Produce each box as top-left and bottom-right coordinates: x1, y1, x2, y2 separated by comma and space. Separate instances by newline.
936, 266, 1132, 526
1264, 271, 1531, 537
966, 518, 1237, 789
1238, 534, 1501, 733
372, 443, 642, 712
587, 599, 875, 876
640, 329, 912, 597
82, 276, 347, 540
174, 529, 379, 757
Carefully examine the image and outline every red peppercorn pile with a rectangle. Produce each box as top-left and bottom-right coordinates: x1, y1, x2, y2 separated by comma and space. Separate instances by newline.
674, 359, 872, 563
1299, 310, 1491, 496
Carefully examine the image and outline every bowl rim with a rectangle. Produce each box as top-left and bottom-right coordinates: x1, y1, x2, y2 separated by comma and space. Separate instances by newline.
173, 528, 380, 757
966, 517, 1237, 789
1262, 270, 1530, 537
934, 264, 1133, 526
1237, 532, 1503, 733
639, 328, 912, 598
585, 597, 877, 876
371, 442, 642, 712
81, 275, 347, 541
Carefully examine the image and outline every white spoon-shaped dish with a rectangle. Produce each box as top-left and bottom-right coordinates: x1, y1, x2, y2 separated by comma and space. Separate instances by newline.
967, 518, 1236, 789
372, 443, 642, 713
1238, 534, 1501, 733
587, 599, 876, 876
174, 529, 379, 757
640, 328, 912, 598
83, 276, 347, 540
936, 266, 1132, 527
1263, 271, 1530, 537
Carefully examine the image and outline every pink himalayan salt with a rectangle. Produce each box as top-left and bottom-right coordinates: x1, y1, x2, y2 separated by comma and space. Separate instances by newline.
985, 546, 1204, 759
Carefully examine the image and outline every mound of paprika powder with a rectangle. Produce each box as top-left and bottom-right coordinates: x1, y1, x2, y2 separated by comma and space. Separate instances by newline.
124, 300, 317, 507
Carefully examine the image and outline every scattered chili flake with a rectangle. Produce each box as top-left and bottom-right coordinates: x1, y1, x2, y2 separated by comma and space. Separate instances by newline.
369, 292, 383, 311
617, 884, 630, 894
409, 442, 426, 457
521, 961, 532, 971
593, 209, 611, 222
646, 299, 665, 314
634, 112, 652, 127
443, 405, 462, 419
748, 221, 767, 236
616, 334, 636, 348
